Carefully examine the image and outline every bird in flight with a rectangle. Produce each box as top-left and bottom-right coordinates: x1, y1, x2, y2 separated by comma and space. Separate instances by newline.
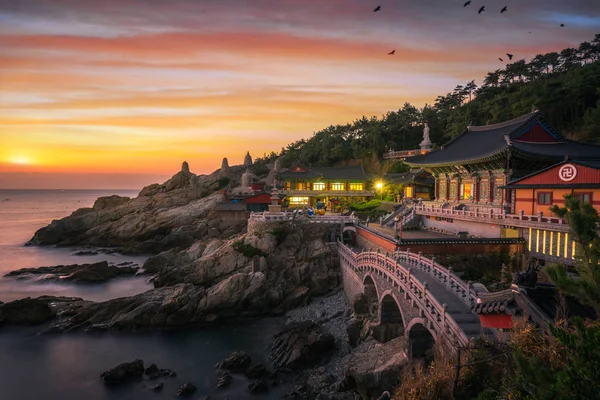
560, 23, 565, 27
506, 53, 513, 60
388, 50, 395, 55
374, 5, 381, 12
463, 1, 471, 6
478, 6, 485, 14
501, 6, 507, 13
498, 57, 504, 62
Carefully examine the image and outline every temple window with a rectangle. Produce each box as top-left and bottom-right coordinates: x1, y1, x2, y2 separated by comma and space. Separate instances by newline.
296, 182, 305, 190
480, 180, 489, 199
537, 192, 552, 205
331, 182, 344, 191
405, 186, 414, 198
460, 183, 472, 200
449, 182, 457, 199
312, 182, 325, 191
285, 182, 291, 190
439, 181, 446, 198
289, 197, 309, 206
574, 192, 592, 203
349, 183, 363, 191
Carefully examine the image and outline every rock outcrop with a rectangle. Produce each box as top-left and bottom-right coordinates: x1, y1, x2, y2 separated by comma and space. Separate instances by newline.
27, 162, 246, 254
219, 158, 230, 179
0, 297, 54, 325
346, 337, 408, 399
5, 261, 138, 283
216, 351, 252, 372
100, 359, 144, 384
25, 223, 339, 332
270, 321, 336, 370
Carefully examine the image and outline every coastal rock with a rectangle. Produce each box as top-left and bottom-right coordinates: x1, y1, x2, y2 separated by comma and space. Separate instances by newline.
100, 359, 144, 384
4, 261, 138, 283
151, 382, 164, 391
177, 383, 197, 397
216, 371, 232, 388
93, 195, 130, 211
248, 378, 269, 394
216, 351, 251, 372
27, 163, 247, 254
0, 297, 54, 326
346, 337, 408, 399
245, 363, 269, 380
144, 363, 176, 379
269, 321, 335, 370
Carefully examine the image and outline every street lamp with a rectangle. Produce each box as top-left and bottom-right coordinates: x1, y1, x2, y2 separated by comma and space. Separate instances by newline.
376, 181, 383, 200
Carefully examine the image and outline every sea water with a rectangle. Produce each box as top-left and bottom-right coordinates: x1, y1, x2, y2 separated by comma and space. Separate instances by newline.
0, 189, 287, 400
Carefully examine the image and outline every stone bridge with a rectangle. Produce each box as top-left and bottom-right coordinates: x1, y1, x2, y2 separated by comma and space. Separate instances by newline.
338, 243, 482, 358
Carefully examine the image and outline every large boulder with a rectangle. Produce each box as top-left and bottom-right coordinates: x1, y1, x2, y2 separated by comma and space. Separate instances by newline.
93, 195, 130, 211
216, 351, 252, 372
0, 297, 54, 326
346, 337, 408, 399
269, 321, 335, 370
100, 359, 144, 384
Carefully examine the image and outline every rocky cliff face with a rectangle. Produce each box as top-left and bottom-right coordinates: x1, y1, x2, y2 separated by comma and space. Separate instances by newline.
27, 162, 245, 254
22, 223, 340, 332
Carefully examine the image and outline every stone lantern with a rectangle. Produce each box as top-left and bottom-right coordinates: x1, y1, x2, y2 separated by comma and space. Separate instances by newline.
268, 187, 282, 213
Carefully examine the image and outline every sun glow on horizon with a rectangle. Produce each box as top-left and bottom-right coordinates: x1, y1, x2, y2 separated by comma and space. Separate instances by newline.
7, 155, 34, 165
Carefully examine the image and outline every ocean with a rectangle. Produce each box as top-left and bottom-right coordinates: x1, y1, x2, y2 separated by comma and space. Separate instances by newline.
0, 189, 287, 400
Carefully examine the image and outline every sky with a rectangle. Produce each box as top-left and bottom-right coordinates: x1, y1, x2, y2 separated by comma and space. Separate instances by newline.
1, 0, 599, 189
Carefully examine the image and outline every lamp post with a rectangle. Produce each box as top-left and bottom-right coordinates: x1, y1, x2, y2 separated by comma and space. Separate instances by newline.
394, 215, 403, 242
376, 181, 383, 200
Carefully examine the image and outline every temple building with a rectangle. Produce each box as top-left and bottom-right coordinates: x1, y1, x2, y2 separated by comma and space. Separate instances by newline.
404, 111, 600, 210
277, 164, 375, 208
503, 159, 600, 215
384, 168, 434, 201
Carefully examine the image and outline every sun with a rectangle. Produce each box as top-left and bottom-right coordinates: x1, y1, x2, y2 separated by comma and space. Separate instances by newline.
8, 155, 33, 165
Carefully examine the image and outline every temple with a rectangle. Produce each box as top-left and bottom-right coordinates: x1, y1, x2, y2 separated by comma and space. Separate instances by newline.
277, 164, 375, 208
384, 169, 434, 200
404, 111, 600, 210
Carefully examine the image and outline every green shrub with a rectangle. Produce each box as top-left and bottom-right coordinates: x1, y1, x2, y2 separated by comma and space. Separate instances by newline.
232, 241, 268, 258
350, 199, 381, 212
270, 225, 291, 245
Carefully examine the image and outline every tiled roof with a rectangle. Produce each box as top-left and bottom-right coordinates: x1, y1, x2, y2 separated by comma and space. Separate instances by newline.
278, 165, 375, 180
472, 289, 519, 315
385, 169, 434, 185
404, 112, 600, 167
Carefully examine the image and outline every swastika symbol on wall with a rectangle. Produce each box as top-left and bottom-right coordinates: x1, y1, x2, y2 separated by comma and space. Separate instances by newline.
558, 164, 577, 182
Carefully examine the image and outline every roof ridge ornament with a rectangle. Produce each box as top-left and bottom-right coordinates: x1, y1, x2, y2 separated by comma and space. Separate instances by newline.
504, 134, 512, 146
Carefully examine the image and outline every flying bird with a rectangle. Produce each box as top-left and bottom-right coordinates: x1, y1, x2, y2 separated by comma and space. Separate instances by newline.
463, 1, 471, 6
374, 5, 381, 12
507, 53, 513, 60
501, 6, 507, 13
499, 57, 504, 62
388, 50, 395, 55
478, 6, 485, 14
560, 23, 565, 27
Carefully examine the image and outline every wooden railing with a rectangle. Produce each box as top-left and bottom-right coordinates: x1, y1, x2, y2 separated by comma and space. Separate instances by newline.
338, 243, 472, 346
414, 204, 570, 231
383, 149, 430, 160
249, 211, 358, 224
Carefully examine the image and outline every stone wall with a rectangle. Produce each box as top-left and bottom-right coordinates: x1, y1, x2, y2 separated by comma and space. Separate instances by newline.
422, 217, 502, 238
340, 257, 365, 304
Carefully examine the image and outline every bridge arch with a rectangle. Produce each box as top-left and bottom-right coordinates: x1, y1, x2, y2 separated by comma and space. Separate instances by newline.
363, 274, 379, 318
376, 291, 406, 343
406, 318, 436, 361
342, 226, 357, 245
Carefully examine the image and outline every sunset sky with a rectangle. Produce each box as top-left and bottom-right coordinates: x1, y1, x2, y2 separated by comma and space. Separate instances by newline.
1, 0, 599, 189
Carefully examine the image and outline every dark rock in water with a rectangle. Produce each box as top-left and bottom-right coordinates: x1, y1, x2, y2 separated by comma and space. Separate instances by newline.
248, 378, 269, 394
216, 371, 232, 388
100, 359, 144, 384
269, 320, 335, 370
151, 382, 164, 391
216, 351, 251, 372
245, 363, 269, 380
0, 297, 54, 326
4, 261, 138, 283
315, 393, 361, 400
145, 363, 159, 376
72, 250, 99, 256
176, 383, 197, 396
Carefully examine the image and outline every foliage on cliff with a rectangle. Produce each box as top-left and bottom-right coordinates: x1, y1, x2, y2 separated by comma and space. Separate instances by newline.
394, 194, 600, 400
275, 33, 600, 169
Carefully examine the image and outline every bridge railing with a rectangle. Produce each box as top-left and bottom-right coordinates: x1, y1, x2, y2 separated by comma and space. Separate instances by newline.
337, 243, 472, 347
249, 211, 357, 224
395, 248, 478, 307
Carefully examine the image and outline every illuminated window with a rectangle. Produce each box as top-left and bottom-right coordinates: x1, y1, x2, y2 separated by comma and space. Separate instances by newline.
405, 186, 413, 198
285, 182, 291, 190
331, 182, 344, 191
312, 182, 325, 191
460, 183, 472, 200
296, 182, 305, 190
537, 192, 552, 205
289, 197, 309, 205
349, 183, 363, 191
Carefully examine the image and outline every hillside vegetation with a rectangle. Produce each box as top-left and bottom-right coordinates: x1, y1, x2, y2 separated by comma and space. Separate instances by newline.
270, 33, 600, 170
